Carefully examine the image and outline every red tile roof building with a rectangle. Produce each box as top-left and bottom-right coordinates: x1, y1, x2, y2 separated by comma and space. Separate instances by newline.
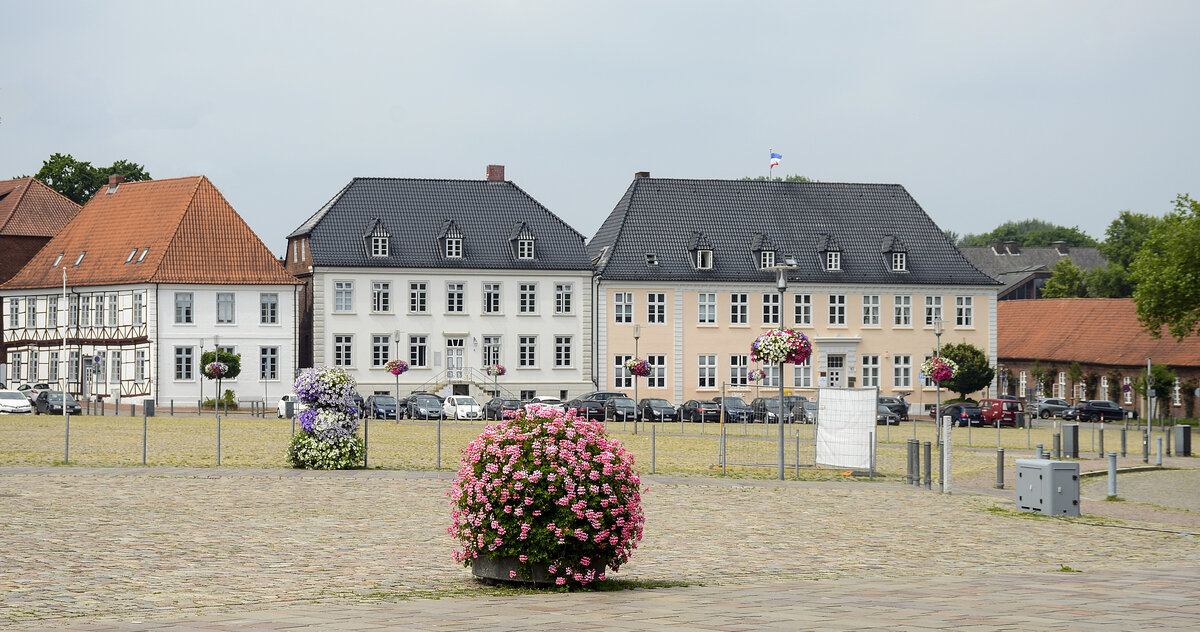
998, 298, 1199, 417
0, 176, 300, 405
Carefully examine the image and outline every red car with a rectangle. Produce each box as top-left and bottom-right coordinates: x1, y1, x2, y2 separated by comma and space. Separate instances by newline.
979, 398, 1023, 427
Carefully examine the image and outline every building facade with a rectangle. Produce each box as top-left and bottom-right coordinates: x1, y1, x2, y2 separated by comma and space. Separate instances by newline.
286, 166, 594, 401
588, 174, 1002, 412
0, 176, 300, 405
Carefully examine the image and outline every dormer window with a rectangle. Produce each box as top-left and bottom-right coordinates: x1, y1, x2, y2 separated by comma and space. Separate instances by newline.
882, 235, 909, 273
760, 250, 775, 269
688, 231, 715, 271
696, 249, 713, 270
137, 248, 149, 263
371, 235, 389, 257
445, 237, 463, 258
125, 249, 137, 264
825, 251, 841, 271
74, 252, 86, 267
440, 219, 464, 259
645, 253, 659, 266
518, 238, 535, 260
891, 252, 907, 272
52, 253, 63, 267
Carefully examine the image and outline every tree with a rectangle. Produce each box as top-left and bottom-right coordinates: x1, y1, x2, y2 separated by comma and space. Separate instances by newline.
1041, 258, 1087, 298
200, 350, 242, 380
1066, 362, 1085, 402
1135, 364, 1177, 420
943, 229, 961, 246
31, 153, 151, 204
1100, 210, 1162, 269
1084, 263, 1134, 298
1105, 369, 1123, 402
959, 219, 1098, 248
937, 342, 995, 399
740, 174, 816, 182
1131, 195, 1200, 340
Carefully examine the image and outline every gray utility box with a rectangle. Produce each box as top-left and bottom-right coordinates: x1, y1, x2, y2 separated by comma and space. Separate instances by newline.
1015, 459, 1080, 517
1061, 424, 1080, 458
143, 399, 155, 417
1175, 425, 1192, 457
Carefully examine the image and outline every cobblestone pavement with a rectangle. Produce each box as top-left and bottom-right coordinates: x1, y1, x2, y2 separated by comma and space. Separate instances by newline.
2, 466, 1198, 630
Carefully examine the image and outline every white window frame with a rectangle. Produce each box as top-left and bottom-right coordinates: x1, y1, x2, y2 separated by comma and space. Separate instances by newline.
132, 293, 144, 326
371, 235, 389, 257
697, 354, 717, 388
861, 354, 880, 387
334, 334, 353, 367
518, 239, 535, 260
260, 346, 279, 380
862, 295, 880, 326
334, 281, 354, 313
730, 354, 748, 386
955, 296, 973, 327
555, 283, 573, 314
409, 282, 428, 313
760, 250, 775, 269
482, 336, 501, 366
175, 291, 194, 324
372, 335, 391, 367
555, 335, 573, 368
519, 283, 538, 314
894, 295, 911, 326
793, 357, 812, 388
826, 251, 841, 271
216, 292, 235, 324
446, 282, 465, 313
893, 355, 912, 388
698, 293, 716, 324
445, 237, 463, 258
174, 346, 194, 381
647, 292, 666, 324
794, 294, 812, 326
371, 282, 391, 313
730, 293, 748, 325
891, 252, 906, 272
483, 283, 502, 314
518, 335, 537, 368
260, 293, 279, 325
614, 292, 633, 324
924, 295, 942, 327
762, 293, 780, 325
828, 294, 846, 326
409, 335, 428, 367
695, 249, 713, 270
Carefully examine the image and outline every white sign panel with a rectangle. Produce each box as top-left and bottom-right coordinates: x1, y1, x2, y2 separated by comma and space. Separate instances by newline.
815, 387, 876, 470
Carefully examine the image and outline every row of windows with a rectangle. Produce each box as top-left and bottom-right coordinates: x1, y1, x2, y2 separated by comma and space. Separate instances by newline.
615, 354, 920, 389
172, 346, 280, 381
366, 235, 537, 261
6, 349, 147, 384
692, 249, 906, 273
334, 281, 575, 316
7, 293, 146, 329
614, 292, 975, 328
174, 292, 280, 325
329, 334, 575, 369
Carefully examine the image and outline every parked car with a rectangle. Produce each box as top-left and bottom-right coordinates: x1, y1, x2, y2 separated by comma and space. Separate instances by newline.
574, 391, 627, 403
444, 395, 483, 420
484, 397, 522, 420
878, 396, 909, 421
637, 398, 680, 422
792, 400, 819, 424
364, 395, 399, 419
349, 392, 366, 417
979, 398, 1023, 427
712, 396, 754, 423
407, 394, 445, 420
34, 391, 82, 415
1034, 398, 1072, 419
604, 396, 637, 421
940, 402, 984, 427
750, 397, 792, 423
16, 382, 52, 401
876, 404, 900, 425
0, 389, 33, 414
276, 394, 309, 418
782, 394, 807, 412
565, 397, 607, 421
524, 396, 564, 412
1064, 400, 1137, 422
680, 400, 721, 423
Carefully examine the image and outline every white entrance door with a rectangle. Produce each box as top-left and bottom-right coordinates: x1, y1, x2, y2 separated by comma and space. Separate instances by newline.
446, 338, 465, 380
827, 355, 844, 387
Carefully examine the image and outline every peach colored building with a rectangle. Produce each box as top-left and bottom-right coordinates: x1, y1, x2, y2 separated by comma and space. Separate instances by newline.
588, 175, 1000, 413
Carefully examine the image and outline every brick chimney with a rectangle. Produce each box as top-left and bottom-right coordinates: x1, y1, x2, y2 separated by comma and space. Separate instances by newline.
635, 171, 650, 179
990, 241, 1005, 255
108, 174, 125, 186
486, 165, 505, 181
1003, 241, 1020, 255
1052, 241, 1069, 256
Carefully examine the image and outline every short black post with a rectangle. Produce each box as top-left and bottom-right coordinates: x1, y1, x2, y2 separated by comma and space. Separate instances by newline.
170, 400, 174, 417
1166, 430, 1172, 457
142, 412, 148, 465
996, 447, 1005, 489
1053, 433, 1061, 459
1121, 427, 1127, 457
363, 417, 369, 468
1098, 425, 1105, 458
922, 441, 932, 490
906, 439, 915, 485
1142, 430, 1149, 464
1036, 443, 1044, 460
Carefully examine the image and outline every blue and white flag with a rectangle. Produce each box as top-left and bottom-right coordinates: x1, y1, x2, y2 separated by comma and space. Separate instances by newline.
770, 152, 782, 168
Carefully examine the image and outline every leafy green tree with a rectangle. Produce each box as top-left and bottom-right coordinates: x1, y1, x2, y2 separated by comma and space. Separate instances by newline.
1084, 263, 1134, 298
1066, 362, 1085, 401
1135, 364, 1177, 419
936, 342, 995, 399
740, 174, 816, 182
1100, 211, 1162, 269
1105, 370, 1123, 401
1131, 195, 1200, 340
959, 219, 1098, 248
1083, 371, 1100, 400
943, 229, 961, 246
1041, 258, 1088, 298
31, 153, 151, 204
200, 350, 242, 380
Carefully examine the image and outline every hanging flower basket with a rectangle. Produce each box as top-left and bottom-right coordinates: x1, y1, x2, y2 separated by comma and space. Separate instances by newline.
747, 368, 767, 383
204, 362, 229, 379
921, 356, 959, 383
750, 329, 812, 365
449, 406, 644, 587
624, 357, 652, 378
385, 359, 409, 376
486, 364, 506, 377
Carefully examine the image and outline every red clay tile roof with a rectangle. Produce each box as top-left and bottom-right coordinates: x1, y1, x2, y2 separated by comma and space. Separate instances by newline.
0, 176, 299, 289
999, 298, 1200, 368
0, 177, 81, 237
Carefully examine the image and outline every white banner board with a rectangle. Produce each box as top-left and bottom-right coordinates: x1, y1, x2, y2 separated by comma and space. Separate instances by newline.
815, 387, 876, 469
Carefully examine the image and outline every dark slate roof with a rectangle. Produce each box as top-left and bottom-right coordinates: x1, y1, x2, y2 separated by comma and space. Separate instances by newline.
587, 178, 1000, 285
960, 246, 1107, 281
289, 178, 591, 270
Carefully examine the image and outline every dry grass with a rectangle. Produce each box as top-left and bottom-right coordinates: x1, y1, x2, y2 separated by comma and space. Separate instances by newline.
0, 413, 1133, 482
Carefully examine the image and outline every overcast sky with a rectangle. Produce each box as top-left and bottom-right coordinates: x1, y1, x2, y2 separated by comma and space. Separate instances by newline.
4, 1, 1197, 256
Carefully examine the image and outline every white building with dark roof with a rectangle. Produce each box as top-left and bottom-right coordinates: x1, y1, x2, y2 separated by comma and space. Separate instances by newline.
587, 173, 1002, 411
285, 165, 594, 402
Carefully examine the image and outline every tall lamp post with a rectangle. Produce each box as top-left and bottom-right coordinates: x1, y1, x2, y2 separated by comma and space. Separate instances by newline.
773, 257, 798, 480
633, 324, 640, 435
934, 317, 943, 445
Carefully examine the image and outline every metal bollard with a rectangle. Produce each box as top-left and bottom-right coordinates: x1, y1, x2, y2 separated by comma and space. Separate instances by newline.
1143, 431, 1149, 464
923, 441, 932, 490
1098, 425, 1105, 458
907, 439, 916, 485
996, 447, 1005, 489
142, 413, 148, 465
1157, 437, 1163, 466
217, 414, 222, 466
1166, 431, 1172, 457
1121, 428, 1127, 457
1036, 443, 1044, 460
1108, 451, 1118, 497
170, 400, 174, 417
651, 425, 656, 474
1053, 433, 1061, 459
130, 404, 136, 417
64, 413, 70, 464
363, 417, 369, 468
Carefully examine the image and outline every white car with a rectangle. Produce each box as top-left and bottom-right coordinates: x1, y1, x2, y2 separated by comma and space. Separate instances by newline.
443, 395, 483, 420
276, 394, 309, 418
0, 389, 34, 414
524, 396, 565, 413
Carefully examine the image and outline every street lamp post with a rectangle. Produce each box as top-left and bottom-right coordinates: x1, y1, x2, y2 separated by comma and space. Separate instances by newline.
772, 256, 798, 481
633, 324, 641, 435
934, 317, 943, 446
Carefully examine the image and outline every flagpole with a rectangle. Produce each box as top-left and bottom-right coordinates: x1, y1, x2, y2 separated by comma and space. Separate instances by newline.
768, 148, 773, 179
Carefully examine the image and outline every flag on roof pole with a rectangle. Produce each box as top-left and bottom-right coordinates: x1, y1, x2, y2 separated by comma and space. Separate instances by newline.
770, 152, 782, 168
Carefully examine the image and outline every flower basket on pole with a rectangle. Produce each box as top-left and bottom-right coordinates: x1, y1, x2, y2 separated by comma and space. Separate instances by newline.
288, 366, 363, 469
386, 359, 409, 406
750, 328, 812, 479
624, 358, 651, 378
